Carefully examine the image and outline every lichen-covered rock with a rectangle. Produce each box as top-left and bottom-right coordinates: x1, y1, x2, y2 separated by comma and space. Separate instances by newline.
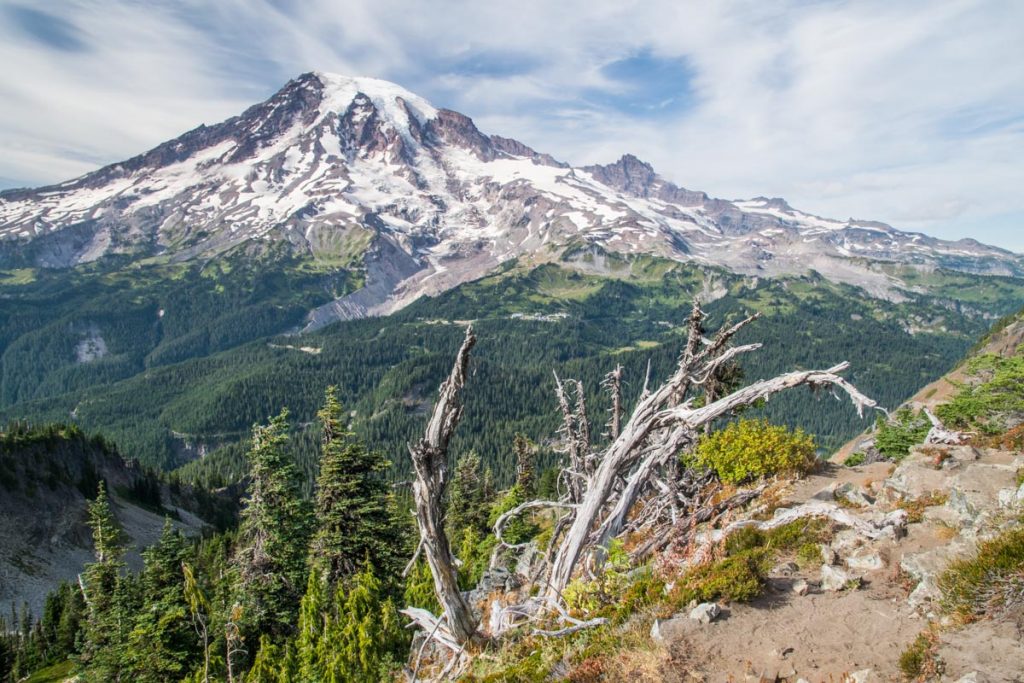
835, 482, 875, 507
845, 548, 885, 572
689, 601, 722, 624
820, 564, 860, 591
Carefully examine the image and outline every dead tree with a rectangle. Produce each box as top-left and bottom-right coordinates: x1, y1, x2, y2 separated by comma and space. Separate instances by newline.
923, 406, 964, 445
405, 302, 880, 649
602, 365, 624, 440
544, 356, 876, 602
403, 326, 479, 646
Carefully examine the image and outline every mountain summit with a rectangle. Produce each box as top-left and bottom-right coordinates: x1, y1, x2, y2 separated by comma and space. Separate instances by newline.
1, 72, 1020, 326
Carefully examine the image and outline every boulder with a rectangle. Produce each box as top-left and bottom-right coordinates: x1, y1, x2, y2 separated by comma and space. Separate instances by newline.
884, 453, 950, 499
947, 463, 1019, 526
835, 482, 875, 507
820, 564, 860, 592
846, 548, 885, 572
689, 601, 722, 624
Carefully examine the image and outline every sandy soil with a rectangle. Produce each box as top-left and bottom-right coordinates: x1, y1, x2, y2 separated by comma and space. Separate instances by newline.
665, 576, 923, 681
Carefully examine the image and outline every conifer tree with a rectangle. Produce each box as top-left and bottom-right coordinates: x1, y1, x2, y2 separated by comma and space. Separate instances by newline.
234, 409, 312, 638
122, 520, 196, 682
246, 634, 293, 683
447, 451, 494, 537
308, 387, 402, 585
294, 568, 327, 682
320, 561, 405, 682
181, 561, 211, 683
78, 481, 130, 681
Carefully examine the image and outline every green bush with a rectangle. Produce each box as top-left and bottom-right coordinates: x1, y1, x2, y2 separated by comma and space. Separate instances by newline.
938, 526, 1024, 621
844, 452, 866, 467
691, 419, 817, 484
936, 354, 1024, 435
669, 549, 772, 605
796, 542, 823, 568
875, 407, 930, 460
563, 540, 634, 615
724, 519, 832, 557
898, 632, 944, 680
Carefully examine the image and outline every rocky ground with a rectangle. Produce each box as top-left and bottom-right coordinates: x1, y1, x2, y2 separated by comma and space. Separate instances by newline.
654, 446, 1024, 682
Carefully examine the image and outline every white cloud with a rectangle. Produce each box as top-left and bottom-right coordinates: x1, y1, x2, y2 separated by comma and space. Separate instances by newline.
0, 0, 1021, 250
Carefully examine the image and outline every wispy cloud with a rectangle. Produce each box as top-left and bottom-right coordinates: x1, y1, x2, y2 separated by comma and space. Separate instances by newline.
0, 0, 1021, 250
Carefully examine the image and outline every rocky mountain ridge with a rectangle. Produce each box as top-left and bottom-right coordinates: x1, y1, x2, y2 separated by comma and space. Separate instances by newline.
0, 427, 210, 616
1, 72, 1021, 330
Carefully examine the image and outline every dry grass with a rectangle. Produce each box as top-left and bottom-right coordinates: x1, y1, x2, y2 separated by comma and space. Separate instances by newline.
896, 491, 949, 523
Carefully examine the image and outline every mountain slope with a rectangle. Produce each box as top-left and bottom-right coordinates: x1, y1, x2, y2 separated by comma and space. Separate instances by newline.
1, 72, 1020, 331
0, 424, 211, 615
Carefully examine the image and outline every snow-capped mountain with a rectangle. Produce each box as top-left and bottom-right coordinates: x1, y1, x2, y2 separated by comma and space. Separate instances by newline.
1, 72, 1020, 326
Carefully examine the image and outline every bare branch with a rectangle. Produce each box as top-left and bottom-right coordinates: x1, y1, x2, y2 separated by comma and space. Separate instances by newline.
923, 407, 964, 445
493, 500, 578, 549
692, 502, 907, 554
533, 617, 608, 637
407, 326, 480, 645
602, 365, 624, 440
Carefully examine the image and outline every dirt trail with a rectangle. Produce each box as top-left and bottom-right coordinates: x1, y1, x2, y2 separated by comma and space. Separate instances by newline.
663, 445, 1023, 681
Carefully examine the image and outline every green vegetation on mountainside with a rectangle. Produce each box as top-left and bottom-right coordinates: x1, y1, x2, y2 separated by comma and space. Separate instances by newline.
0, 247, 356, 416
2, 252, 1021, 481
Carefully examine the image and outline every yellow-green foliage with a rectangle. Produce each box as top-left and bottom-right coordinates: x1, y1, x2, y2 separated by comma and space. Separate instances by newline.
466, 519, 834, 681
898, 631, 944, 681
457, 527, 497, 590
563, 540, 635, 615
668, 518, 832, 607
724, 518, 832, 555
938, 526, 1024, 622
692, 419, 816, 484
666, 549, 771, 607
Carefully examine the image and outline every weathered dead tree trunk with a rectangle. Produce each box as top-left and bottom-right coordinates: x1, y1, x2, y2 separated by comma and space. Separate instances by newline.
403, 300, 881, 651
405, 326, 479, 646
542, 303, 877, 603
923, 406, 964, 445
602, 365, 624, 440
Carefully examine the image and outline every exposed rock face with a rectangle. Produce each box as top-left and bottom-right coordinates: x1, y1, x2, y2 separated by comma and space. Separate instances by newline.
1, 72, 1021, 329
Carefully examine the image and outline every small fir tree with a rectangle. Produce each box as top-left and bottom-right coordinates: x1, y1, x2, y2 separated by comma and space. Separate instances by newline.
308, 387, 403, 586
234, 410, 312, 638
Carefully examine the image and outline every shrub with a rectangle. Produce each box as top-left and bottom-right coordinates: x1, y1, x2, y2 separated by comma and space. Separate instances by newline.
896, 491, 948, 524
875, 408, 930, 460
898, 631, 944, 680
691, 419, 817, 485
844, 451, 866, 467
796, 542, 822, 568
724, 518, 832, 556
938, 526, 1024, 622
936, 353, 1024, 435
668, 549, 772, 606
563, 540, 634, 615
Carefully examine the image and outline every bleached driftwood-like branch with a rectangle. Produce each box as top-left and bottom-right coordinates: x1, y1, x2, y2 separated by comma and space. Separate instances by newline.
923, 406, 964, 445
407, 326, 480, 645
543, 309, 878, 602
404, 299, 881, 654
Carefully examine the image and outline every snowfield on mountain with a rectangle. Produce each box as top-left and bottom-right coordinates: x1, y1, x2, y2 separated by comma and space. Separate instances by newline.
1, 72, 1020, 330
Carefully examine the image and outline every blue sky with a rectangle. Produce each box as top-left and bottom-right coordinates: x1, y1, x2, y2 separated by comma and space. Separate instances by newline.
1, 0, 1022, 252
